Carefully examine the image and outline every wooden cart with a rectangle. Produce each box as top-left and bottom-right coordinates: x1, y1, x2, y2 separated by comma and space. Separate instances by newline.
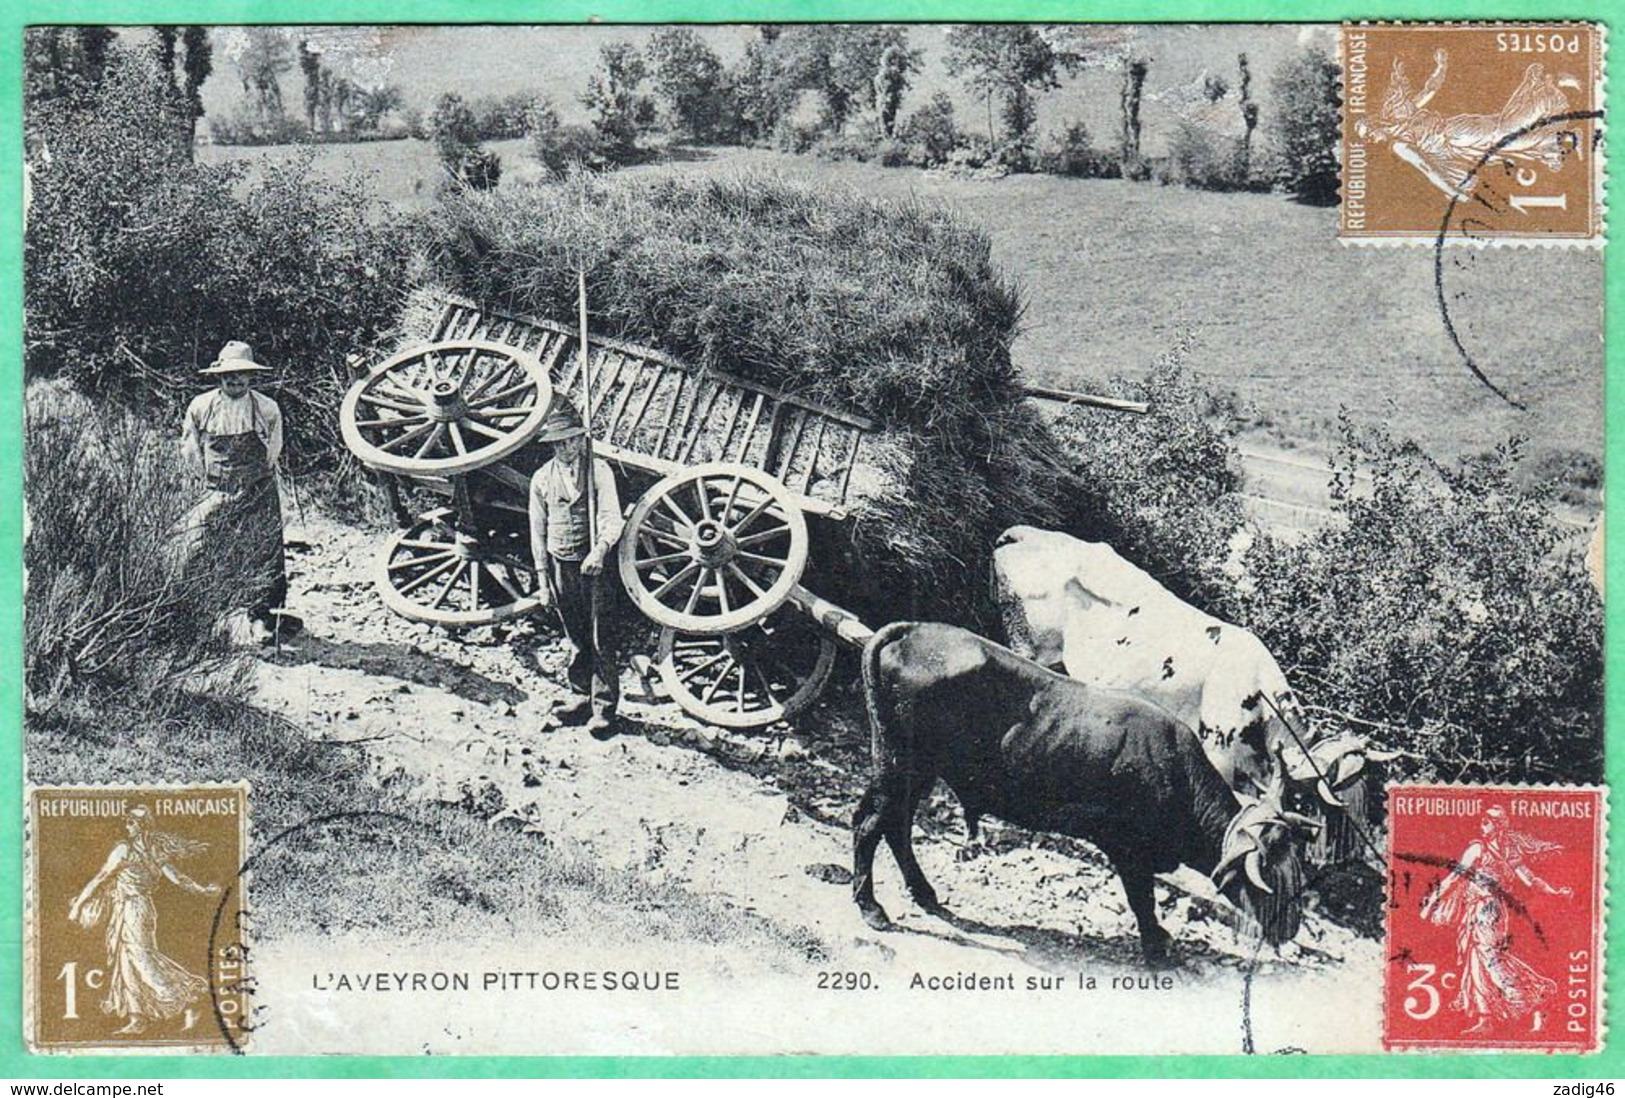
340, 296, 879, 729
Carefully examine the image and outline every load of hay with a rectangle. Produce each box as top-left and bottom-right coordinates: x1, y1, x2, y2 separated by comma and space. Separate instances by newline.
414, 172, 1078, 622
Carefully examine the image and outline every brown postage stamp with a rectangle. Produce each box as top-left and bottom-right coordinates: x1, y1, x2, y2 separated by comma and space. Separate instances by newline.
25, 784, 253, 1053
1340, 23, 1605, 243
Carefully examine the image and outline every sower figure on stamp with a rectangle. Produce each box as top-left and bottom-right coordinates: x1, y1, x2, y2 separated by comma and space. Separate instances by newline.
178, 341, 288, 644
67, 806, 221, 1036
528, 397, 625, 740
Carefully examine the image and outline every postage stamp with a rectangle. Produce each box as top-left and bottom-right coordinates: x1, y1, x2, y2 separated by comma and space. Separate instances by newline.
1339, 22, 1605, 243
25, 784, 253, 1053
1384, 784, 1606, 1052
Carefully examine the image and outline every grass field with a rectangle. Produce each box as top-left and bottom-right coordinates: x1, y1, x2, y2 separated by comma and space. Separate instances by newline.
200, 140, 1603, 472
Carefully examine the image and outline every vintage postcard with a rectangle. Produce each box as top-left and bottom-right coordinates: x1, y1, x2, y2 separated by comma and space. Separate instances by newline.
13, 17, 1609, 1063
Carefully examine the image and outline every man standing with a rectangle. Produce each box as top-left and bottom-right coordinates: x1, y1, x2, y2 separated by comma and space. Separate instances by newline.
528, 398, 625, 739
179, 341, 287, 644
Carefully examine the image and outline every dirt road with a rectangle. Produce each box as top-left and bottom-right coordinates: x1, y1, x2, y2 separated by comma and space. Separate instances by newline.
247, 511, 1384, 1051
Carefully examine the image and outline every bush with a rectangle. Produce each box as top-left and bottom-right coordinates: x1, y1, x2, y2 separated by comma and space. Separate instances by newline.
1235, 427, 1601, 784
417, 173, 1073, 621
1160, 121, 1248, 190
427, 92, 502, 191
25, 48, 409, 476
1039, 121, 1117, 178
469, 91, 539, 141
24, 382, 257, 717
897, 92, 958, 167
1052, 337, 1248, 604
527, 99, 611, 175
1267, 46, 1341, 204
1059, 352, 1599, 786
772, 117, 822, 154
208, 103, 307, 146
810, 125, 882, 163
582, 41, 658, 162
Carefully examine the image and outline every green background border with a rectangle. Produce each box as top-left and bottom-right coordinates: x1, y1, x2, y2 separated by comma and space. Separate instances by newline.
0, 0, 1616, 1079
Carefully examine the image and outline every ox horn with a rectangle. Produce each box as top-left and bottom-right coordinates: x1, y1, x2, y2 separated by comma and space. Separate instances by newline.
1316, 778, 1344, 807
1281, 810, 1323, 836
1365, 747, 1404, 763
1210, 835, 1256, 886
1244, 848, 1273, 894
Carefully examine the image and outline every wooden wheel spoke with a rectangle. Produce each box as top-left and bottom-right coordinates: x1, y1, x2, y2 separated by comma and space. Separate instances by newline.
473, 404, 535, 420
431, 561, 467, 608
362, 392, 426, 415
396, 556, 458, 596
468, 382, 536, 409
484, 564, 522, 602
694, 479, 714, 523
726, 562, 767, 598
720, 474, 745, 523
448, 421, 470, 455
678, 648, 730, 685
729, 493, 778, 536
373, 377, 427, 402
700, 652, 739, 705
751, 661, 781, 707
637, 549, 692, 570
461, 419, 507, 442
660, 495, 697, 532
379, 422, 436, 454
463, 357, 518, 402
356, 414, 429, 430
715, 569, 732, 614
734, 524, 792, 548
737, 549, 790, 571
650, 561, 701, 601
390, 549, 453, 571
682, 568, 713, 615
735, 663, 748, 711
467, 561, 481, 611
413, 422, 448, 460
399, 537, 453, 552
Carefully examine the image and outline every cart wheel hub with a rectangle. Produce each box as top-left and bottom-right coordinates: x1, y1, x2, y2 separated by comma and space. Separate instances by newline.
427, 381, 467, 422
692, 519, 735, 565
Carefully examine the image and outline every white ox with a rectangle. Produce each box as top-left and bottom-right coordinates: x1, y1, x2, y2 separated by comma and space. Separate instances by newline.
992, 525, 1370, 819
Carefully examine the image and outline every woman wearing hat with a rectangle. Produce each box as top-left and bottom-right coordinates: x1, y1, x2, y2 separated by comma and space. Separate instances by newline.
179, 341, 287, 643
527, 397, 624, 739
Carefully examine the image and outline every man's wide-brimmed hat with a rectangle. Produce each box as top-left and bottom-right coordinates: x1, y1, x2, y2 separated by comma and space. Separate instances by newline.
536, 397, 587, 442
200, 340, 272, 376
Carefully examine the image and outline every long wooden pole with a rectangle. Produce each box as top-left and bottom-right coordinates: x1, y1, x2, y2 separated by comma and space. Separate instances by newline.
578, 266, 596, 550
1021, 384, 1149, 415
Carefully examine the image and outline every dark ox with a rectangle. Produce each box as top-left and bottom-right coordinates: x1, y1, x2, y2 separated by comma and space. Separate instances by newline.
852, 621, 1315, 963
992, 525, 1375, 860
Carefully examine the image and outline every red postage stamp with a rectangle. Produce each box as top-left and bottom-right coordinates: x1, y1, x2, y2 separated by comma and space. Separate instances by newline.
1384, 784, 1605, 1052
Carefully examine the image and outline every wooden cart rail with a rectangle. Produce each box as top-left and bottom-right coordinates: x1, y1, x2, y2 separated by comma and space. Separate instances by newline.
429, 297, 875, 520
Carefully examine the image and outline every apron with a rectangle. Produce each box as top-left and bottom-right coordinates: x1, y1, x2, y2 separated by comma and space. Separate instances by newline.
181, 393, 287, 620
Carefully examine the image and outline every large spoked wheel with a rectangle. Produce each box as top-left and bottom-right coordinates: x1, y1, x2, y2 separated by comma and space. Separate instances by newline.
656, 609, 836, 729
376, 516, 544, 627
341, 340, 552, 477
618, 464, 809, 634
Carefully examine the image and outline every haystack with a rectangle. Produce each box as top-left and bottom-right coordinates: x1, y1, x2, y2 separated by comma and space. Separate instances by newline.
413, 172, 1077, 622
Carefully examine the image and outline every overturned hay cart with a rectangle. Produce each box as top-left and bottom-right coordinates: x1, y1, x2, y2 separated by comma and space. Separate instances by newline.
341, 295, 1142, 730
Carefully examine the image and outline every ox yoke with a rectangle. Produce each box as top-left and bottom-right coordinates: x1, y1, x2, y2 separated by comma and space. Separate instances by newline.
871, 623, 1241, 878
